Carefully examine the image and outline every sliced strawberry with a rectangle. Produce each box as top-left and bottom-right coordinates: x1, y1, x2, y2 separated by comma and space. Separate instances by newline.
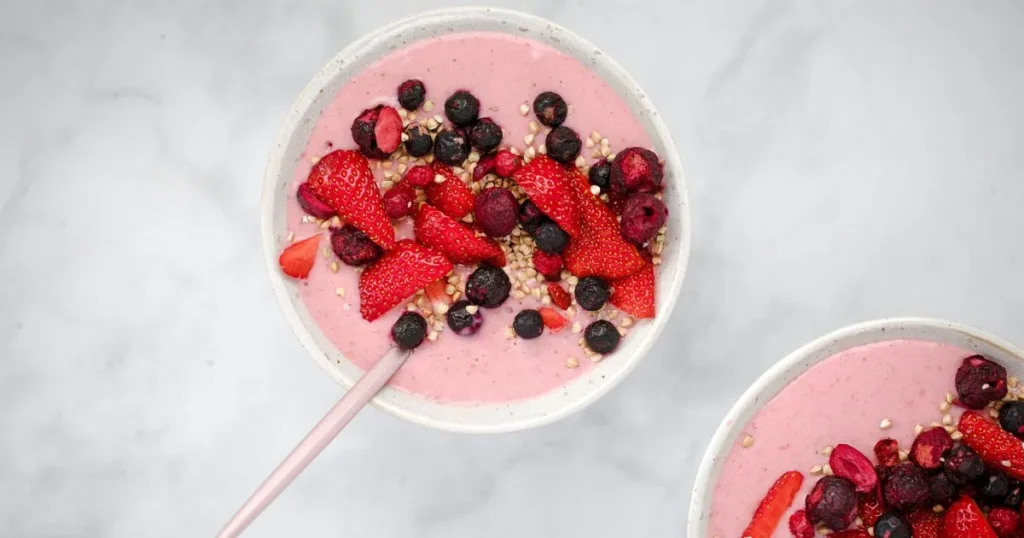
511, 155, 581, 237
278, 234, 322, 279
742, 471, 805, 538
562, 168, 645, 280
424, 279, 452, 316
959, 411, 1024, 480
424, 164, 475, 219
789, 510, 814, 538
414, 204, 505, 266
538, 307, 568, 333
547, 283, 572, 310
609, 263, 656, 319
907, 508, 942, 538
858, 485, 885, 529
358, 239, 453, 321
942, 496, 998, 538
307, 150, 395, 249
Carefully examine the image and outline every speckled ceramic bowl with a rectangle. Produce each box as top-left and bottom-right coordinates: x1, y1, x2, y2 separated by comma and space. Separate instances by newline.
688, 318, 1024, 537
260, 7, 691, 433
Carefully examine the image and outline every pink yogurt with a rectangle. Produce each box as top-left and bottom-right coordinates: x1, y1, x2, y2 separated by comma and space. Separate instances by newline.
285, 32, 654, 403
709, 339, 974, 538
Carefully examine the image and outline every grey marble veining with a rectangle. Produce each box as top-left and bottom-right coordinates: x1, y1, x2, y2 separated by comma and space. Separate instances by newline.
2, 1, 1024, 536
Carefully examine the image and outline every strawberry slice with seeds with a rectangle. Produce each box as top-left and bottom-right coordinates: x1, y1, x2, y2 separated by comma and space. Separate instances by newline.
941, 495, 997, 538
358, 239, 453, 321
414, 204, 505, 266
307, 150, 395, 249
278, 234, 322, 279
610, 263, 656, 319
562, 168, 645, 280
742, 471, 805, 538
424, 279, 452, 316
908, 508, 942, 538
547, 283, 572, 310
511, 155, 581, 237
959, 411, 1024, 480
424, 164, 475, 219
538, 307, 568, 333
858, 485, 885, 529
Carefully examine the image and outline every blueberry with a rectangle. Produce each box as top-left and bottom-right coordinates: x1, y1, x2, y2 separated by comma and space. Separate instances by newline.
589, 159, 611, 191
468, 117, 503, 153
391, 312, 427, 349
574, 277, 610, 311
545, 126, 581, 164
446, 300, 483, 336
513, 309, 544, 339
532, 91, 568, 128
874, 512, 911, 538
1000, 401, 1024, 439
465, 265, 511, 308
518, 199, 548, 234
534, 222, 569, 254
1005, 481, 1023, 508
397, 79, 426, 111
584, 320, 620, 354
929, 472, 958, 505
433, 128, 470, 166
403, 123, 433, 157
981, 471, 1011, 500
444, 90, 479, 127
945, 444, 985, 485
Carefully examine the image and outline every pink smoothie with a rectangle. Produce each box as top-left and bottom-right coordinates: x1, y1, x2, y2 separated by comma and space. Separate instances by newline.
708, 339, 975, 538
285, 32, 654, 403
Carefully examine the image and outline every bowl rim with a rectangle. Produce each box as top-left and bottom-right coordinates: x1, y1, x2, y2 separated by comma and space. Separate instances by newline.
260, 6, 692, 433
686, 317, 1024, 538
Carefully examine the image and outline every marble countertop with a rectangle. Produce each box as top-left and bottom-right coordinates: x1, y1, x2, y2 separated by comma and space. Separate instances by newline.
3, 1, 1024, 536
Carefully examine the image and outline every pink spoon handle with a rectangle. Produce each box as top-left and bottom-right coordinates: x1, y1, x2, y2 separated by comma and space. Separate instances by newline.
217, 347, 411, 538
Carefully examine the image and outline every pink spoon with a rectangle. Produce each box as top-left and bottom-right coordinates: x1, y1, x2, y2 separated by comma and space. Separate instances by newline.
217, 346, 411, 537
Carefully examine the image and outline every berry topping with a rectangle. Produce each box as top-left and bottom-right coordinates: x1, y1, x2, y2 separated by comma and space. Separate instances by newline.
981, 471, 1011, 500
474, 187, 519, 237
874, 512, 912, 538
620, 193, 668, 246
424, 164, 475, 219
988, 507, 1019, 538
331, 224, 384, 266
1002, 481, 1022, 508
532, 91, 568, 128
875, 439, 901, 468
424, 279, 451, 317
296, 182, 336, 219
911, 427, 954, 470
941, 496, 998, 538
944, 444, 986, 485
806, 476, 859, 531
518, 199, 549, 234
829, 444, 879, 493
433, 128, 471, 166
403, 123, 434, 157
999, 402, 1024, 439
494, 149, 522, 178
584, 320, 620, 354
404, 164, 435, 188
534, 221, 569, 254
391, 311, 427, 350
414, 204, 505, 266
906, 508, 943, 538
468, 117, 503, 153
547, 283, 572, 310
831, 531, 871, 538
789, 509, 814, 538
446, 300, 483, 336
512, 155, 581, 237
472, 153, 496, 181
956, 355, 1008, 409
307, 149, 395, 249
959, 411, 1024, 480
545, 125, 582, 164
929, 472, 959, 505
532, 250, 563, 282
742, 471, 805, 538
883, 462, 930, 511
538, 307, 568, 333
382, 182, 416, 219
351, 104, 402, 158
610, 263, 656, 319
588, 159, 612, 191
357, 239, 453, 321
859, 487, 885, 528
397, 79, 426, 110
279, 234, 322, 279
574, 276, 610, 311
444, 90, 480, 127
513, 309, 543, 339
465, 265, 511, 309
562, 168, 646, 280
610, 147, 664, 193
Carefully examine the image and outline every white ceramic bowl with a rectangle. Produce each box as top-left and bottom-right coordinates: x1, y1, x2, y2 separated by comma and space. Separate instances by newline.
260, 7, 691, 433
688, 317, 1024, 537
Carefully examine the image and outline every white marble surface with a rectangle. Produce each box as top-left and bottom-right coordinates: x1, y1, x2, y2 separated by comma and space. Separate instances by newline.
2, 1, 1024, 536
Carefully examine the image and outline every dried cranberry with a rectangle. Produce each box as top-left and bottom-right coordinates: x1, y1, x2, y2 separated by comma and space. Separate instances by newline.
404, 164, 435, 188
944, 444, 986, 485
382, 183, 415, 219
403, 122, 434, 157
610, 146, 663, 193
874, 439, 901, 468
474, 188, 518, 237
468, 117, 503, 153
910, 427, 954, 470
494, 149, 522, 178
929, 472, 958, 505
397, 79, 426, 111
788, 509, 814, 538
883, 462, 929, 512
806, 476, 859, 531
296, 182, 336, 219
351, 104, 402, 159
1000, 401, 1024, 439
621, 193, 668, 246
989, 507, 1020, 538
955, 354, 1008, 409
532, 251, 563, 282
330, 225, 383, 267
545, 126, 581, 164
830, 444, 879, 493
874, 512, 911, 538
472, 153, 496, 182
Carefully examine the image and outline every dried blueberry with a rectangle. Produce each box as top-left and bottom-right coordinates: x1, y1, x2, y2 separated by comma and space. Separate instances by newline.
929, 472, 958, 505
574, 277, 610, 311
465, 265, 511, 309
446, 300, 483, 336
534, 221, 569, 254
874, 512, 911, 538
981, 471, 1011, 500
584, 320, 620, 354
588, 159, 612, 191
468, 117, 503, 153
806, 476, 859, 531
1004, 481, 1023, 508
945, 444, 986, 485
403, 123, 434, 157
955, 354, 1008, 409
545, 126, 581, 164
1000, 401, 1024, 439
444, 90, 479, 127
433, 128, 470, 166
518, 199, 548, 234
391, 312, 427, 350
397, 79, 426, 111
883, 462, 929, 511
513, 309, 544, 339
532, 91, 568, 127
